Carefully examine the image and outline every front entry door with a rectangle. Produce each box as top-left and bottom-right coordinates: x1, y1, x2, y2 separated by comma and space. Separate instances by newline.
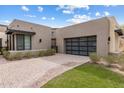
51, 38, 58, 52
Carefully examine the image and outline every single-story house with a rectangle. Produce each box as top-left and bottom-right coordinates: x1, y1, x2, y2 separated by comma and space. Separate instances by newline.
0, 16, 123, 56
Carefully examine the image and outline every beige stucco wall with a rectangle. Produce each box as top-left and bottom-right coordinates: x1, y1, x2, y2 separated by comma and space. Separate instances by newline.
0, 26, 7, 47
56, 17, 110, 56
119, 37, 124, 52
4, 17, 121, 56
9, 19, 52, 50
107, 17, 120, 53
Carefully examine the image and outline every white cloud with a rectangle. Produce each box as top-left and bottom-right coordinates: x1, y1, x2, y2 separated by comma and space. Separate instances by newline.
24, 14, 36, 18
104, 5, 110, 7
38, 6, 43, 12
104, 11, 110, 16
56, 5, 90, 14
51, 17, 55, 20
66, 14, 91, 24
74, 5, 90, 10
104, 5, 117, 7
0, 20, 11, 25
4, 20, 11, 24
62, 10, 73, 14
42, 17, 46, 20
21, 6, 29, 11
95, 12, 101, 17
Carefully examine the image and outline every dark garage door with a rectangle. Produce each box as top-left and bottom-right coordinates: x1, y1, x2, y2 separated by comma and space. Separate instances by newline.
65, 36, 96, 56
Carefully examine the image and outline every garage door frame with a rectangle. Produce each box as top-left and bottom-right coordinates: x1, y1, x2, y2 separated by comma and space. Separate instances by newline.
64, 35, 97, 56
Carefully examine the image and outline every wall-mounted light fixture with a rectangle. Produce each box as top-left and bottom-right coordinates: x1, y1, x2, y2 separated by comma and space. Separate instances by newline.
39, 39, 42, 43
108, 37, 110, 41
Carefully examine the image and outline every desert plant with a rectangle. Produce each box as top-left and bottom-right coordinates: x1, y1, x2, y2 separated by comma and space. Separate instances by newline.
24, 52, 33, 58
104, 55, 119, 63
3, 51, 10, 58
45, 49, 56, 56
12, 52, 23, 60
3, 49, 56, 61
118, 54, 124, 63
38, 50, 46, 57
89, 52, 101, 63
31, 51, 39, 58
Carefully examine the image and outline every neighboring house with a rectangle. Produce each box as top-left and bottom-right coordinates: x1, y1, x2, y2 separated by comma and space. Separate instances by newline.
0, 24, 7, 48
0, 16, 123, 56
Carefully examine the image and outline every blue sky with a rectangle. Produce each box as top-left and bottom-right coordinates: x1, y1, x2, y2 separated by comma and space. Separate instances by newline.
0, 5, 124, 27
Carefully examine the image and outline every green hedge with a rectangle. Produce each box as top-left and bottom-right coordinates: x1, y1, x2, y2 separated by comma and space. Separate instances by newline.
3, 49, 56, 61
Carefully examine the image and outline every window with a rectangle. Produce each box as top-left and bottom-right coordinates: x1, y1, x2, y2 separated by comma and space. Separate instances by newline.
25, 35, 31, 50
16, 35, 24, 50
16, 35, 31, 50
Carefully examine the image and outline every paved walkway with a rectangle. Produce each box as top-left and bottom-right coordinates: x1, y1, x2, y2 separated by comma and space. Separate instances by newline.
0, 56, 8, 64
0, 54, 89, 88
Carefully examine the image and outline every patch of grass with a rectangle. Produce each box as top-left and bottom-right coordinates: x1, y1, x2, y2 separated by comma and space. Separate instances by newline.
43, 64, 124, 88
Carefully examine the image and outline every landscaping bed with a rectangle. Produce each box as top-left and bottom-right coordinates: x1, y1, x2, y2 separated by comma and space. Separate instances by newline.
89, 52, 124, 75
2, 49, 56, 61
43, 63, 124, 88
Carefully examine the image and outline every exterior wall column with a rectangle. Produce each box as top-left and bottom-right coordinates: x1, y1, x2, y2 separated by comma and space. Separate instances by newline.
14, 34, 17, 51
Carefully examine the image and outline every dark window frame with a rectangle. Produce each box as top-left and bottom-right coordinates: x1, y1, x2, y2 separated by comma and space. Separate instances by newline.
16, 34, 32, 50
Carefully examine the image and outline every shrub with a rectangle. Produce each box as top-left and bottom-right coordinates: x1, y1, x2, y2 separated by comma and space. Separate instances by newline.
89, 52, 101, 63
44, 49, 56, 56
3, 49, 56, 61
104, 55, 119, 63
118, 54, 124, 63
38, 50, 46, 57
3, 50, 10, 59
23, 52, 33, 58
13, 52, 23, 60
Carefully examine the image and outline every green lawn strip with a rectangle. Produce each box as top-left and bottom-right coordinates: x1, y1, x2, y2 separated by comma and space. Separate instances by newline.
42, 64, 124, 88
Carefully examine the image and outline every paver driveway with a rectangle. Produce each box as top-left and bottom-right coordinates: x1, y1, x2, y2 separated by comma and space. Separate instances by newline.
0, 54, 89, 88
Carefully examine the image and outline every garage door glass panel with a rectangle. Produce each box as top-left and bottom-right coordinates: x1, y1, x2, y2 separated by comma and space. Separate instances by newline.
72, 51, 79, 55
80, 42, 87, 46
79, 47, 87, 51
80, 37, 87, 41
66, 46, 71, 50
66, 42, 71, 46
80, 51, 88, 56
88, 42, 96, 46
65, 36, 96, 56
88, 47, 96, 52
72, 47, 79, 50
72, 42, 79, 46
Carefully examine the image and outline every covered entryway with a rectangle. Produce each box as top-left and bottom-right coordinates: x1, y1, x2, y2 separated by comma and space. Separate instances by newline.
65, 36, 96, 56
6, 29, 35, 51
